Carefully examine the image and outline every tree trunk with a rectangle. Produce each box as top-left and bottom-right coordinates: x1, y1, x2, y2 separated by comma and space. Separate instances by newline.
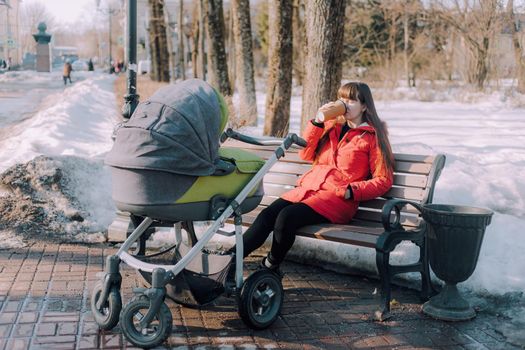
263, 0, 293, 137
292, 0, 305, 86
232, 0, 258, 126
506, 0, 525, 93
178, 0, 186, 80
148, 0, 170, 82
164, 9, 178, 81
403, 9, 410, 87
204, 0, 231, 96
191, 4, 199, 78
301, 0, 346, 131
198, 0, 207, 80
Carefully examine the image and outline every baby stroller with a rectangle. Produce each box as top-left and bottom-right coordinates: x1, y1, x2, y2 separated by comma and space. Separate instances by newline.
92, 79, 306, 348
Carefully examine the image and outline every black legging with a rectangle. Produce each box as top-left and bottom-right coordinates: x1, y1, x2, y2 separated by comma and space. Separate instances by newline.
242, 198, 329, 264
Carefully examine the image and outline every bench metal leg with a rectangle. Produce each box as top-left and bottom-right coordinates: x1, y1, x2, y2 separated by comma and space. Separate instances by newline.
375, 251, 392, 321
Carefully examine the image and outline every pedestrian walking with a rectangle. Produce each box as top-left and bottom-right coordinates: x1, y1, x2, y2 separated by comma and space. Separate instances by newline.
63, 60, 73, 85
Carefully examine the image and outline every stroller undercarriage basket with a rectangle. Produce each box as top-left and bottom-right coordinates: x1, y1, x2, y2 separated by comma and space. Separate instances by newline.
137, 238, 234, 307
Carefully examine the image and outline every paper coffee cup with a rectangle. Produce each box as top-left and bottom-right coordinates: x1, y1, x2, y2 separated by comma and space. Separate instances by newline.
316, 100, 346, 122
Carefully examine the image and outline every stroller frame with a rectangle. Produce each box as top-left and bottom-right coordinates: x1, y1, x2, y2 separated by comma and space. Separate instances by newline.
92, 130, 306, 348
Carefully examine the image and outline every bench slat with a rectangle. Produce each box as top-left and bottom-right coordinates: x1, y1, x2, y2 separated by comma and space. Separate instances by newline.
359, 198, 421, 214
261, 194, 422, 216
395, 161, 432, 175
270, 162, 311, 174
264, 172, 428, 189
296, 227, 379, 248
353, 210, 421, 227
263, 183, 426, 202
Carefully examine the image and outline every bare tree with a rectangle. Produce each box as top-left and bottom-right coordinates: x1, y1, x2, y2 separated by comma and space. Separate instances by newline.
506, 0, 525, 93
232, 0, 258, 126
148, 0, 170, 82
263, 0, 293, 137
20, 2, 56, 56
434, 0, 501, 90
301, 0, 346, 131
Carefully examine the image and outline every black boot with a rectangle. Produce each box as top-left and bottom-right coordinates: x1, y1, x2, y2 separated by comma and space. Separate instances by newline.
259, 256, 283, 279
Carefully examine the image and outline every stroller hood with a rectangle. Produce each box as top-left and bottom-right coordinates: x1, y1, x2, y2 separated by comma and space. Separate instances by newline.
106, 79, 227, 176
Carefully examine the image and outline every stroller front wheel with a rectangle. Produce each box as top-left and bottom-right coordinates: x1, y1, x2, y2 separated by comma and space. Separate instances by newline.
90, 281, 122, 330
238, 270, 283, 329
120, 296, 173, 349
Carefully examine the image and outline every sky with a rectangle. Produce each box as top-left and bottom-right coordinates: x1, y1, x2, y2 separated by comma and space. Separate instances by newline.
23, 0, 102, 26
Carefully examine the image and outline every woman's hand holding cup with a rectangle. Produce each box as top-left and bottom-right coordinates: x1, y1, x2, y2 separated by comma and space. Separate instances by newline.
315, 100, 347, 123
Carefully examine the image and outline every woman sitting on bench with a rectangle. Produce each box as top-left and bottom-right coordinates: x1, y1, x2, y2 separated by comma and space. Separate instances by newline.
240, 82, 394, 275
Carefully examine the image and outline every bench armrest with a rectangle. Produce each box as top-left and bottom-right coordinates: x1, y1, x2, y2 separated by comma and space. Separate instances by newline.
221, 128, 307, 148
377, 199, 426, 253
381, 199, 423, 232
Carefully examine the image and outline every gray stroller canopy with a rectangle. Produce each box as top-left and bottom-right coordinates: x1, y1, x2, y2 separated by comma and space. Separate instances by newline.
106, 79, 226, 176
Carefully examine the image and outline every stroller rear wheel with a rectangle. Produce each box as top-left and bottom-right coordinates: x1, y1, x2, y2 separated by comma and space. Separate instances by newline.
90, 281, 122, 330
120, 296, 173, 349
238, 270, 283, 329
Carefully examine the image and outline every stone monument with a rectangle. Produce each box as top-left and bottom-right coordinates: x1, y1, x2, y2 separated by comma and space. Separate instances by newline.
32, 22, 52, 72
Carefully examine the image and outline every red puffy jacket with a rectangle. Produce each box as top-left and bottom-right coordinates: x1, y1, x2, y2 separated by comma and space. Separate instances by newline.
281, 120, 394, 223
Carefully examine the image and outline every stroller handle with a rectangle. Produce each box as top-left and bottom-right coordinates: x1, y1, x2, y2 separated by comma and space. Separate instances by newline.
221, 128, 307, 148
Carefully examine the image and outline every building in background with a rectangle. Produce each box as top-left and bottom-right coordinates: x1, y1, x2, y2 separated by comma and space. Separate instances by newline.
0, 0, 22, 67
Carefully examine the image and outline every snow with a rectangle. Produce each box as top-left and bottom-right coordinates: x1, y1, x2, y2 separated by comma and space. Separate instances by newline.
0, 70, 524, 299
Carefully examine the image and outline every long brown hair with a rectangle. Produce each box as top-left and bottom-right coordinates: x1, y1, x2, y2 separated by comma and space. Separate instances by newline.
315, 82, 394, 171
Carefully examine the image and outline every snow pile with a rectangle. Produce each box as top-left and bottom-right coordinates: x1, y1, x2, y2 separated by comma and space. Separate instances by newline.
0, 73, 118, 171
0, 155, 112, 245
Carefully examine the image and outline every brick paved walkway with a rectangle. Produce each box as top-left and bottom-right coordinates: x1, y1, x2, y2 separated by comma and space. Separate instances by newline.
0, 243, 522, 349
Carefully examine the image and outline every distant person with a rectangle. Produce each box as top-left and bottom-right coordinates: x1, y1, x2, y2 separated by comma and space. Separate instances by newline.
88, 58, 94, 72
0, 59, 6, 70
6, 57, 11, 71
117, 60, 124, 73
63, 60, 73, 85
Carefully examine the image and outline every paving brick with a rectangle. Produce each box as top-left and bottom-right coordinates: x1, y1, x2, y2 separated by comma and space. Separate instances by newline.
0, 324, 12, 338
0, 312, 17, 324
12, 324, 34, 338
33, 335, 76, 344
36, 323, 56, 336
0, 243, 520, 349
6, 337, 31, 350
18, 312, 38, 324
77, 335, 98, 349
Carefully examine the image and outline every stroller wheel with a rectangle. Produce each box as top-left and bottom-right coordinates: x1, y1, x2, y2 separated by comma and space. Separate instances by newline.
238, 269, 283, 330
90, 281, 122, 330
120, 296, 173, 349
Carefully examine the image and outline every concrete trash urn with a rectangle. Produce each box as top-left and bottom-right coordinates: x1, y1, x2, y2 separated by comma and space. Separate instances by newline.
421, 204, 493, 321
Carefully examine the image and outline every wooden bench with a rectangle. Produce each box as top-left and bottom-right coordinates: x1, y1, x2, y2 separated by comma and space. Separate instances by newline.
223, 138, 446, 319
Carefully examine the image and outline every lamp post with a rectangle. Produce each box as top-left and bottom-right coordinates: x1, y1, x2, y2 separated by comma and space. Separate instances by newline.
122, 0, 138, 119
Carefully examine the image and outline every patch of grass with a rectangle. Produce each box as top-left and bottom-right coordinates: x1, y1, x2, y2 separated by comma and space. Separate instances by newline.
113, 74, 169, 113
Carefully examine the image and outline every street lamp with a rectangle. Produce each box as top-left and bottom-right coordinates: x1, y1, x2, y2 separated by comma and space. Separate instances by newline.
96, 0, 123, 74
122, 0, 138, 120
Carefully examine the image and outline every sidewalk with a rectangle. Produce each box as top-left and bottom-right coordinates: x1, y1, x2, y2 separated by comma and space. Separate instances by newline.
0, 242, 521, 350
